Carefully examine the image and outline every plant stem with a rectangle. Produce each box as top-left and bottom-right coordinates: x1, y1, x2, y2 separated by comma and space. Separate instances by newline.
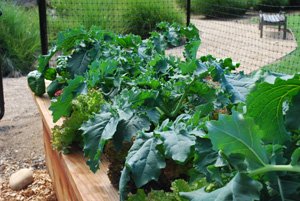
249, 165, 300, 176
170, 90, 187, 118
170, 78, 196, 118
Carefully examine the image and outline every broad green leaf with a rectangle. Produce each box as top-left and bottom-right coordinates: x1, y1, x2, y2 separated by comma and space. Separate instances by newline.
267, 175, 300, 201
113, 113, 151, 150
87, 60, 118, 88
126, 132, 166, 187
189, 103, 214, 126
194, 139, 219, 180
221, 71, 263, 103
207, 111, 268, 169
119, 166, 131, 201
180, 173, 262, 201
246, 76, 300, 143
184, 40, 201, 61
56, 27, 87, 52
149, 55, 169, 74
27, 70, 45, 96
66, 49, 93, 78
159, 129, 196, 163
179, 60, 197, 75
180, 24, 200, 41
80, 105, 119, 172
49, 76, 86, 122
285, 93, 300, 131
291, 148, 300, 166
37, 47, 58, 73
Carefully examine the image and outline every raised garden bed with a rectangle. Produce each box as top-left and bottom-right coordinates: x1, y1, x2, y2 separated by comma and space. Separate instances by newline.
33, 95, 119, 201
28, 24, 300, 201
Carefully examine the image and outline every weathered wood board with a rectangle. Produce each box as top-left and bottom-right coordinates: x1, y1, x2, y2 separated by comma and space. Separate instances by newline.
34, 95, 119, 201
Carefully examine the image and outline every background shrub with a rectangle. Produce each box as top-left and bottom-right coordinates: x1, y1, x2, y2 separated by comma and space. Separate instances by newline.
48, 0, 185, 40
256, 0, 289, 11
0, 1, 40, 76
123, 0, 185, 38
289, 0, 300, 5
190, 0, 252, 18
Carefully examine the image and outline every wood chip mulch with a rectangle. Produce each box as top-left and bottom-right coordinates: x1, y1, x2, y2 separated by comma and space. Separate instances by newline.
0, 169, 57, 201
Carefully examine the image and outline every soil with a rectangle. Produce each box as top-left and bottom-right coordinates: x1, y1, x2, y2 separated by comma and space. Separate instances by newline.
0, 77, 57, 201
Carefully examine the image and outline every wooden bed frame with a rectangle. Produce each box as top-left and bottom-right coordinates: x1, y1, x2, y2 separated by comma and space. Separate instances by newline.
34, 95, 119, 201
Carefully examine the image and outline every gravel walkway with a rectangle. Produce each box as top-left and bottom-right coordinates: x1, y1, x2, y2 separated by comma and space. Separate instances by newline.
167, 16, 297, 74
0, 77, 57, 201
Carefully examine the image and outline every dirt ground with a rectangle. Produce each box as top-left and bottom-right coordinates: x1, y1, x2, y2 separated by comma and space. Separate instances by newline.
0, 77, 56, 201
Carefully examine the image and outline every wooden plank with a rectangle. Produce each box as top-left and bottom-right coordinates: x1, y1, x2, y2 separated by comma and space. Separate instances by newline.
33, 94, 119, 201
262, 13, 285, 23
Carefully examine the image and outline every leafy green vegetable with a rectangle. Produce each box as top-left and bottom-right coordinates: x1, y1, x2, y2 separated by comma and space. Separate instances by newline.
207, 111, 268, 169
49, 76, 86, 122
285, 93, 300, 131
27, 70, 45, 96
52, 89, 104, 153
80, 104, 119, 172
180, 173, 262, 201
246, 75, 300, 143
80, 89, 152, 172
157, 116, 197, 163
27, 23, 300, 201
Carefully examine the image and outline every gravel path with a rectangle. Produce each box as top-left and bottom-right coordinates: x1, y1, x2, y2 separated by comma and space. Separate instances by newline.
0, 77, 56, 201
167, 16, 297, 74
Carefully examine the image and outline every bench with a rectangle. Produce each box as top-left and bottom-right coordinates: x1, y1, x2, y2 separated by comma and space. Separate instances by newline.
259, 11, 287, 39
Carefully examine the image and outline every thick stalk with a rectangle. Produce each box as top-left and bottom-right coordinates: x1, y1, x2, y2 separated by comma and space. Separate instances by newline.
249, 165, 300, 176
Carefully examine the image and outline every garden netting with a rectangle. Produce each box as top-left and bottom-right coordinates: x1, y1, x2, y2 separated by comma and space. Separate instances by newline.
43, 0, 300, 74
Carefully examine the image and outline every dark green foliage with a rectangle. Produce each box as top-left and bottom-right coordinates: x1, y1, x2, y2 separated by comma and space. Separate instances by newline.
27, 70, 45, 96
259, 0, 289, 6
0, 1, 40, 76
48, 0, 185, 40
257, 0, 289, 12
123, 1, 185, 38
191, 0, 251, 18
289, 0, 300, 5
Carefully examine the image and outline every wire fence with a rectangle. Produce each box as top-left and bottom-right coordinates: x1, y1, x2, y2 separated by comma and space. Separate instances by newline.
46, 0, 186, 40
186, 1, 300, 74
40, 0, 300, 74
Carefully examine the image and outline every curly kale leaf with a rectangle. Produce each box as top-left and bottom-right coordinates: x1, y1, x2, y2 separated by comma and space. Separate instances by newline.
80, 89, 152, 172
51, 90, 104, 153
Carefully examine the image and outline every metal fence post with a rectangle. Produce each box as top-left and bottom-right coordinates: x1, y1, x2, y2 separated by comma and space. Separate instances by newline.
186, 0, 191, 26
0, 63, 4, 120
38, 0, 48, 55
0, 9, 4, 119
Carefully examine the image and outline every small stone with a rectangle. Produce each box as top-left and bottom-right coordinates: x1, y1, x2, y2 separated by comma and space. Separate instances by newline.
9, 168, 33, 190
